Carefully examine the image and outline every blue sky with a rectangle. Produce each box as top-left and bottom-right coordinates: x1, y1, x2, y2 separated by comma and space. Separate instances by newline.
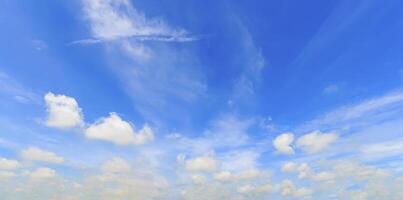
1, 0, 403, 199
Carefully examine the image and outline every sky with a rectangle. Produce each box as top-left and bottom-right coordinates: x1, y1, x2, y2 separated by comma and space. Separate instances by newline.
1, 0, 403, 199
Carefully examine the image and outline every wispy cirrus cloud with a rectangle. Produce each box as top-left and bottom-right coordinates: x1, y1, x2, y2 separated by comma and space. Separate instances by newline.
75, 0, 200, 44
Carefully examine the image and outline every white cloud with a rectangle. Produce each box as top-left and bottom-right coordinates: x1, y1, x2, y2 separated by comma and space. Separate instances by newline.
296, 131, 338, 153
0, 157, 21, 170
297, 163, 311, 179
237, 184, 273, 194
280, 179, 312, 197
82, 0, 195, 42
298, 90, 403, 131
281, 162, 296, 173
359, 138, 403, 160
234, 169, 260, 180
185, 156, 217, 173
312, 171, 336, 181
191, 174, 207, 184
213, 171, 232, 182
84, 113, 154, 145
26, 167, 57, 179
21, 147, 64, 164
273, 133, 294, 155
293, 187, 313, 197
0, 170, 16, 178
101, 157, 131, 173
212, 169, 261, 182
44, 92, 83, 129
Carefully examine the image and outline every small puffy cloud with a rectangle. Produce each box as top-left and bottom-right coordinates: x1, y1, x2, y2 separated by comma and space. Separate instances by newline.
296, 131, 338, 153
101, 157, 131, 174
213, 171, 232, 182
237, 184, 255, 194
273, 133, 294, 155
281, 179, 312, 197
312, 171, 336, 181
0, 157, 21, 170
281, 162, 312, 179
185, 156, 217, 173
44, 92, 83, 129
85, 113, 154, 145
237, 184, 273, 194
281, 162, 297, 173
21, 147, 64, 164
293, 187, 313, 197
297, 163, 311, 179
213, 169, 260, 182
281, 179, 294, 196
234, 169, 260, 180
191, 174, 207, 184
26, 167, 57, 179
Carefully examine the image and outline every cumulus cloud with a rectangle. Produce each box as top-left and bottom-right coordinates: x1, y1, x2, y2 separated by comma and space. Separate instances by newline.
280, 179, 312, 197
185, 156, 217, 173
281, 162, 297, 173
297, 163, 311, 179
44, 92, 83, 129
0, 157, 21, 170
237, 184, 273, 194
312, 171, 336, 181
234, 169, 260, 180
213, 171, 232, 182
25, 167, 57, 179
85, 113, 154, 145
191, 174, 207, 184
21, 147, 64, 164
273, 133, 294, 155
296, 131, 338, 153
101, 157, 131, 173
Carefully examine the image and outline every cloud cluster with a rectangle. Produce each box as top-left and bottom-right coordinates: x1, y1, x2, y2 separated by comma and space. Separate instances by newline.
273, 130, 338, 155
44, 92, 154, 146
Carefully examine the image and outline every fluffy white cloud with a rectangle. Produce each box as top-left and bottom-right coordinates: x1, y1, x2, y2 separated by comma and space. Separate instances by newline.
273, 133, 294, 155
281, 162, 311, 179
281, 162, 296, 173
280, 179, 312, 197
101, 157, 131, 173
296, 131, 338, 153
297, 163, 311, 179
237, 184, 273, 194
213, 171, 232, 182
212, 169, 261, 182
21, 147, 64, 164
44, 92, 83, 129
312, 171, 336, 181
85, 113, 154, 145
26, 167, 57, 179
234, 169, 260, 180
0, 157, 21, 170
191, 174, 207, 184
185, 156, 217, 173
